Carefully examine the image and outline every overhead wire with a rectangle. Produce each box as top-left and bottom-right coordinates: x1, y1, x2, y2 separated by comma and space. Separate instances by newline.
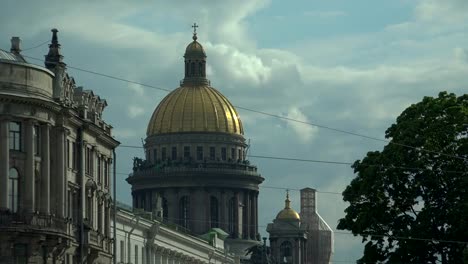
18, 55, 468, 162
117, 144, 466, 174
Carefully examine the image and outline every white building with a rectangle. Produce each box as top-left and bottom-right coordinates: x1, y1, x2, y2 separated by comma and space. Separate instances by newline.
114, 202, 236, 264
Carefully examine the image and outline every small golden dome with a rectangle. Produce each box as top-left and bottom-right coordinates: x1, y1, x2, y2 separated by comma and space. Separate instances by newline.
146, 85, 244, 136
276, 191, 301, 221
185, 33, 206, 57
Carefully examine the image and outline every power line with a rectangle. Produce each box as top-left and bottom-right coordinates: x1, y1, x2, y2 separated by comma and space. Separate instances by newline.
117, 144, 466, 174
117, 211, 468, 245
21, 40, 50, 51
19, 55, 468, 162
114, 172, 342, 195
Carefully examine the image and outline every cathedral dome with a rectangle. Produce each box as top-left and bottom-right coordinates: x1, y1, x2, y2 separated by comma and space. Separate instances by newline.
146, 25, 243, 137
276, 192, 301, 221
146, 85, 243, 136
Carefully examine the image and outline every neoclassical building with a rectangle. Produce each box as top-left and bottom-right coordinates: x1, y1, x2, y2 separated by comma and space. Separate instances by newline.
267, 188, 333, 264
127, 27, 264, 260
0, 30, 118, 263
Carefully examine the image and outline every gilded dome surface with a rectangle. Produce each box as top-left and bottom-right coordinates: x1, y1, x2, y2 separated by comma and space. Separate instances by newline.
185, 40, 206, 57
276, 192, 301, 221
146, 85, 243, 136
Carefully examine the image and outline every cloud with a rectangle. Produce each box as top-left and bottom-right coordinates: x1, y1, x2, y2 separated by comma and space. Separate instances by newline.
127, 105, 145, 118
285, 107, 318, 143
303, 10, 346, 19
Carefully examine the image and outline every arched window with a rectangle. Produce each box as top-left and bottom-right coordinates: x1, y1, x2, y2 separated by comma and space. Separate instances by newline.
162, 197, 168, 220
179, 196, 190, 229
280, 241, 292, 261
8, 168, 19, 212
198, 62, 203, 76
210, 196, 219, 228
228, 197, 235, 235
185, 62, 189, 76
190, 62, 195, 75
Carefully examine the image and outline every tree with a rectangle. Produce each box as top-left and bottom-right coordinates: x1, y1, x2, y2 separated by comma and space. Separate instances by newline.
338, 92, 468, 263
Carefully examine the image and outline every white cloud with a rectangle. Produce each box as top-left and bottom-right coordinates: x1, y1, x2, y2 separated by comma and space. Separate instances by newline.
286, 107, 318, 143
127, 105, 145, 118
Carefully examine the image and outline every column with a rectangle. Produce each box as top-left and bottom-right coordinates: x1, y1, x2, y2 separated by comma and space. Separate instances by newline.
56, 127, 66, 217
24, 120, 35, 213
40, 123, 50, 214
0, 119, 9, 210
254, 192, 258, 238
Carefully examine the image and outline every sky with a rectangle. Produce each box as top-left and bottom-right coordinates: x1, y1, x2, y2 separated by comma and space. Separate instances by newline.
1, 0, 467, 262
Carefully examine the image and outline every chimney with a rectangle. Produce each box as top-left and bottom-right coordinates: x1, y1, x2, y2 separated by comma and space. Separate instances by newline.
10, 37, 21, 54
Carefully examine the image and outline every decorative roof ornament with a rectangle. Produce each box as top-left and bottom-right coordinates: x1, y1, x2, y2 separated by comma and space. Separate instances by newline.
45, 28, 65, 69
192, 22, 198, 41
285, 189, 291, 209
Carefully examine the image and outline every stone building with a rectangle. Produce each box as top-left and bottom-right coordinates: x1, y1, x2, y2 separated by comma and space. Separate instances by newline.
0, 30, 118, 263
127, 27, 264, 260
267, 189, 333, 264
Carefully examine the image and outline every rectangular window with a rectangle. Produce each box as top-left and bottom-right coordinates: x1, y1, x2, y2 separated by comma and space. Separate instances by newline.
9, 121, 21, 151
72, 142, 78, 170
103, 160, 108, 187
97, 157, 102, 184
221, 147, 227, 161
66, 139, 71, 168
238, 149, 242, 161
98, 203, 103, 232
34, 125, 40, 155
171, 147, 177, 160
135, 245, 138, 264
120, 240, 124, 262
161, 147, 166, 160
196, 146, 203, 160
231, 148, 235, 160
210, 147, 215, 160
153, 148, 157, 162
184, 146, 190, 158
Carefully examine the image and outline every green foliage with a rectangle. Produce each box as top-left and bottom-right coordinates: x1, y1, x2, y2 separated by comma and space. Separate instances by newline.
338, 92, 468, 263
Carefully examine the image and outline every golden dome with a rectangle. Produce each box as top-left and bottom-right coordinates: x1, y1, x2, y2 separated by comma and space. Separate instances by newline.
146, 85, 244, 136
276, 191, 301, 221
185, 38, 206, 57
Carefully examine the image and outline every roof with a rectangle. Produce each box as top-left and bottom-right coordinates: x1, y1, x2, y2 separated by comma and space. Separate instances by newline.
147, 85, 244, 136
0, 49, 26, 63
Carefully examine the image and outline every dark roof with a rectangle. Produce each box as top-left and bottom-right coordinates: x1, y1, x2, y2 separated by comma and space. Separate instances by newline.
0, 49, 26, 63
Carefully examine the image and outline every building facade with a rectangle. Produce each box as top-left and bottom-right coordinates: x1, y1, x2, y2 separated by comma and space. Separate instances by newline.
114, 202, 235, 264
0, 30, 119, 263
267, 189, 333, 264
126, 28, 264, 260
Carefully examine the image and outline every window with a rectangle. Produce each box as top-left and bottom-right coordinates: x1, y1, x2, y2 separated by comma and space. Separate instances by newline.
162, 198, 168, 220
179, 196, 190, 228
198, 62, 203, 75
13, 244, 27, 264
8, 168, 19, 213
171, 147, 177, 160
191, 62, 195, 75
153, 148, 157, 162
231, 148, 235, 160
185, 62, 189, 76
98, 203, 103, 232
183, 146, 190, 159
72, 142, 78, 170
161, 147, 166, 160
238, 149, 242, 161
280, 241, 292, 261
221, 147, 227, 161
103, 160, 108, 187
228, 198, 235, 235
210, 196, 219, 228
120, 240, 124, 262
97, 157, 102, 184
196, 146, 203, 160
34, 125, 40, 155
66, 140, 71, 168
135, 245, 138, 264
9, 122, 21, 151
210, 147, 215, 160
